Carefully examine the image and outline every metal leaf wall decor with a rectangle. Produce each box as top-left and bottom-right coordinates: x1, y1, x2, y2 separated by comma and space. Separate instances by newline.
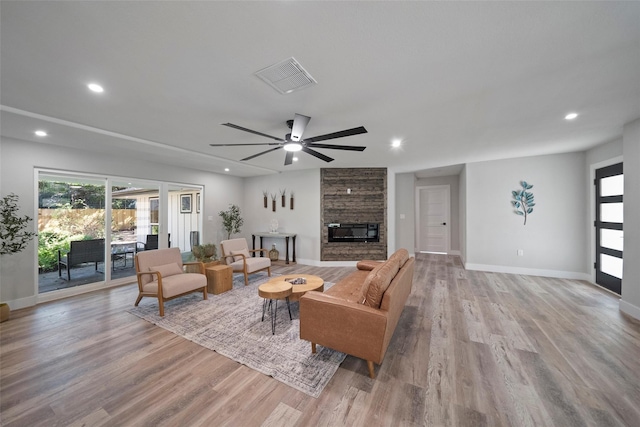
511, 181, 535, 225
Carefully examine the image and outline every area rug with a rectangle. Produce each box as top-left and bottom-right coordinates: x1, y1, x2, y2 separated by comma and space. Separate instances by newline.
128, 272, 345, 398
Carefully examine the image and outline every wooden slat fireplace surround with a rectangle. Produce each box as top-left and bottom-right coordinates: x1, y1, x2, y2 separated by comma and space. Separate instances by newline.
320, 168, 387, 261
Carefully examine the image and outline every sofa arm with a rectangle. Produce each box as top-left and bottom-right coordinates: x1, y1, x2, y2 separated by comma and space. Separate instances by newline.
300, 292, 389, 364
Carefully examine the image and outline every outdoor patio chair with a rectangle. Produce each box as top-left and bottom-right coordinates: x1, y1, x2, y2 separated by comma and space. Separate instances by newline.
220, 238, 271, 286
58, 238, 105, 280
136, 234, 170, 252
134, 247, 207, 316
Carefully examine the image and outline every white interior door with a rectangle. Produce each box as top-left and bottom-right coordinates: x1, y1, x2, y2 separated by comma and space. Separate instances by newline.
416, 185, 450, 253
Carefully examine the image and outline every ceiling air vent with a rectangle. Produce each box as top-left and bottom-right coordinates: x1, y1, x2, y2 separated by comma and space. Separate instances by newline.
254, 57, 317, 95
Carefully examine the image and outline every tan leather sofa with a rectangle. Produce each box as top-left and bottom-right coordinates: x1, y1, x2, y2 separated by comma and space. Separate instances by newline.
299, 249, 415, 378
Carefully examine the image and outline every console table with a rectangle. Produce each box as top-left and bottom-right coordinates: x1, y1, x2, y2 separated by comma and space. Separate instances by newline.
252, 232, 297, 264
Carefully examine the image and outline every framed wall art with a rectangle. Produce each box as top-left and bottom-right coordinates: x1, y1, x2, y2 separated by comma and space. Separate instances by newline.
180, 194, 192, 214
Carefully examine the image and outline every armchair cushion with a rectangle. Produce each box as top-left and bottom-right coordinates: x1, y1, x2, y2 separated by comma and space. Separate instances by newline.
142, 273, 207, 298
229, 256, 271, 273
150, 262, 183, 278
230, 248, 250, 262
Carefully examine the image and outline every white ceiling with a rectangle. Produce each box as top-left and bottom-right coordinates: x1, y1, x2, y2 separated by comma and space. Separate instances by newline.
1, 1, 639, 178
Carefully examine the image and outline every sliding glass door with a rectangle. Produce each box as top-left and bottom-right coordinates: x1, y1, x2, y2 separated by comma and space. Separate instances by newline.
110, 179, 161, 280
38, 173, 107, 292
38, 171, 202, 296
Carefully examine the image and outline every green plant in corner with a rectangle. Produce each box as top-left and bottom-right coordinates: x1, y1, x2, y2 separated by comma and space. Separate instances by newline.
1, 193, 37, 255
219, 204, 244, 240
511, 181, 535, 225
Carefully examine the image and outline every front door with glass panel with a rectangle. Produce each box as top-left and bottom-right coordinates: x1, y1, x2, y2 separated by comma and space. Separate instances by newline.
595, 162, 623, 294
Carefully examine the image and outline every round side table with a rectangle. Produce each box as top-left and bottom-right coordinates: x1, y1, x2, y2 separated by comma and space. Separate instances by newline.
258, 281, 293, 334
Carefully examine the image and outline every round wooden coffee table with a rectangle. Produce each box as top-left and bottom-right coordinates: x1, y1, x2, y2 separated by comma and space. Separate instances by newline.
258, 281, 293, 335
266, 274, 324, 302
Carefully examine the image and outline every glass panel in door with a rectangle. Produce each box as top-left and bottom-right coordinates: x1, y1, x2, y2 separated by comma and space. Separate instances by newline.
594, 162, 623, 294
38, 174, 106, 293
110, 180, 160, 279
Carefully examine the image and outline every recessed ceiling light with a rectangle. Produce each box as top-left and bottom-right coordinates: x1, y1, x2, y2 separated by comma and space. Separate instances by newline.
35, 130, 47, 137
87, 83, 104, 93
391, 139, 402, 148
293, 157, 298, 162
224, 168, 230, 172
565, 112, 578, 120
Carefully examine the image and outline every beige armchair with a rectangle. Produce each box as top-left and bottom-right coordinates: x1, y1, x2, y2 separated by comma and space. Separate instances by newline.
220, 238, 271, 286
134, 248, 207, 316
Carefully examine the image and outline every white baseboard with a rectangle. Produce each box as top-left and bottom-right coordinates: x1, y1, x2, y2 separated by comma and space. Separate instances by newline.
300, 259, 358, 267
464, 263, 590, 281
4, 295, 37, 310
620, 300, 640, 322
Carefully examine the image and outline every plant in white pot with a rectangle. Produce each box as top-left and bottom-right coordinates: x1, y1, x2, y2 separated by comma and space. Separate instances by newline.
0, 193, 38, 322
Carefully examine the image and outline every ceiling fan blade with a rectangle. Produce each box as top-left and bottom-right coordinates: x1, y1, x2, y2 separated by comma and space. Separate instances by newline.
302, 147, 334, 163
306, 143, 366, 151
210, 143, 282, 147
290, 114, 311, 141
304, 126, 367, 143
284, 151, 294, 165
222, 123, 285, 141
241, 146, 283, 161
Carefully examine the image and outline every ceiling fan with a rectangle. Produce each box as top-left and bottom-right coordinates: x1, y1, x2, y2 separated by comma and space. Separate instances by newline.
210, 114, 367, 165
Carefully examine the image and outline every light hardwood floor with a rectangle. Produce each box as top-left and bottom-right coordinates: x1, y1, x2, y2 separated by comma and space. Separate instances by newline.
1, 254, 639, 426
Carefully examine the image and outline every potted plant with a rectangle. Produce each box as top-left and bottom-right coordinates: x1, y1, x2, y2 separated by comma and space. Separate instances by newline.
219, 204, 244, 240
1, 193, 38, 322
192, 243, 218, 265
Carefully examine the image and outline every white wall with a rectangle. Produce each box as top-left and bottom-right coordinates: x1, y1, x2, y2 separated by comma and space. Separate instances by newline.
395, 173, 416, 254
0, 137, 243, 308
586, 138, 624, 165
242, 170, 320, 264
621, 118, 640, 320
464, 152, 588, 278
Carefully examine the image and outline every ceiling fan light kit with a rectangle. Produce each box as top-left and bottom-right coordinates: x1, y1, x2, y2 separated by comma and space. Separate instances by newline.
212, 113, 367, 166
283, 142, 302, 152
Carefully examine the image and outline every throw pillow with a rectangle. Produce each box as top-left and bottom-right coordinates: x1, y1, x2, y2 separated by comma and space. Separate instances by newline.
360, 257, 401, 308
149, 262, 183, 278
389, 248, 410, 267
356, 260, 383, 271
230, 248, 250, 262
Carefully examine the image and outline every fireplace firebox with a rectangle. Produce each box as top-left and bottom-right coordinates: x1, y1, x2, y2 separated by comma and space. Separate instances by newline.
327, 223, 379, 243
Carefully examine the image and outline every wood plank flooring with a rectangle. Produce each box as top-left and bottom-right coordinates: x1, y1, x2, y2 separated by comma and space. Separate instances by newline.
1, 254, 639, 426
